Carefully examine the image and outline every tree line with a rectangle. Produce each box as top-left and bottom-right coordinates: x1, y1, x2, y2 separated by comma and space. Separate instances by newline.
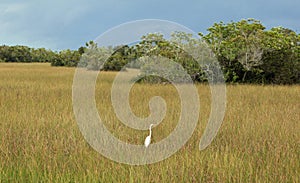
1, 19, 299, 84
0, 45, 84, 67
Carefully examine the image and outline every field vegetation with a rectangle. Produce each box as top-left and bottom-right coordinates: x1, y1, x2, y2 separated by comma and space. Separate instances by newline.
0, 63, 299, 182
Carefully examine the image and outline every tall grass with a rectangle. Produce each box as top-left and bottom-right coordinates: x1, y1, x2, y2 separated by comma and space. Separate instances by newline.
0, 63, 299, 182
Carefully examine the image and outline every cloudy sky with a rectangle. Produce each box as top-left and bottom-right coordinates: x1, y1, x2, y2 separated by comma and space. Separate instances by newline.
1, 0, 299, 50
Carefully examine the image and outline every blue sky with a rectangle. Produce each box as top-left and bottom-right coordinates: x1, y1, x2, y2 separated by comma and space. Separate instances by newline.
1, 0, 299, 50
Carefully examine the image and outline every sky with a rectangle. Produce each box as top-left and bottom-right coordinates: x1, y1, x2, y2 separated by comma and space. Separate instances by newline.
1, 0, 299, 50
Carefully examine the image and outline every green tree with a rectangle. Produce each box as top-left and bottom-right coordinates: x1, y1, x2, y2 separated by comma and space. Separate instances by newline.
199, 19, 300, 84
80, 41, 113, 70
260, 27, 300, 84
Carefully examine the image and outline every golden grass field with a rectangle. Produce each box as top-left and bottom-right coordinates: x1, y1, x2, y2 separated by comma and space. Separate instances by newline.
0, 63, 299, 182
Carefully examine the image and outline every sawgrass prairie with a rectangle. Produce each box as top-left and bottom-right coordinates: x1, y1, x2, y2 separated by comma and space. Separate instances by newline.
0, 63, 299, 182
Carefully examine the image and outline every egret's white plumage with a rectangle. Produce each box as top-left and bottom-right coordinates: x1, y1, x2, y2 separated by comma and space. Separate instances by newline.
144, 124, 154, 147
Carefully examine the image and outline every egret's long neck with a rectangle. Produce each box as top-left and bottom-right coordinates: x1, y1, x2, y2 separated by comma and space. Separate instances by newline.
149, 125, 153, 136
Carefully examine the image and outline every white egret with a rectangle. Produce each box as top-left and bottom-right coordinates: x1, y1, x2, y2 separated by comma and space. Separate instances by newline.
144, 124, 155, 148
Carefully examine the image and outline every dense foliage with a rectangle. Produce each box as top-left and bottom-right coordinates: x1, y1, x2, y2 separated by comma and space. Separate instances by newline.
1, 19, 299, 84
199, 19, 300, 84
0, 45, 83, 67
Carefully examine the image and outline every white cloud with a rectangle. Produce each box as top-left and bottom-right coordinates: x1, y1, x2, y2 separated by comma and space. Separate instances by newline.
0, 0, 92, 49
0, 2, 26, 13
0, 0, 299, 50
